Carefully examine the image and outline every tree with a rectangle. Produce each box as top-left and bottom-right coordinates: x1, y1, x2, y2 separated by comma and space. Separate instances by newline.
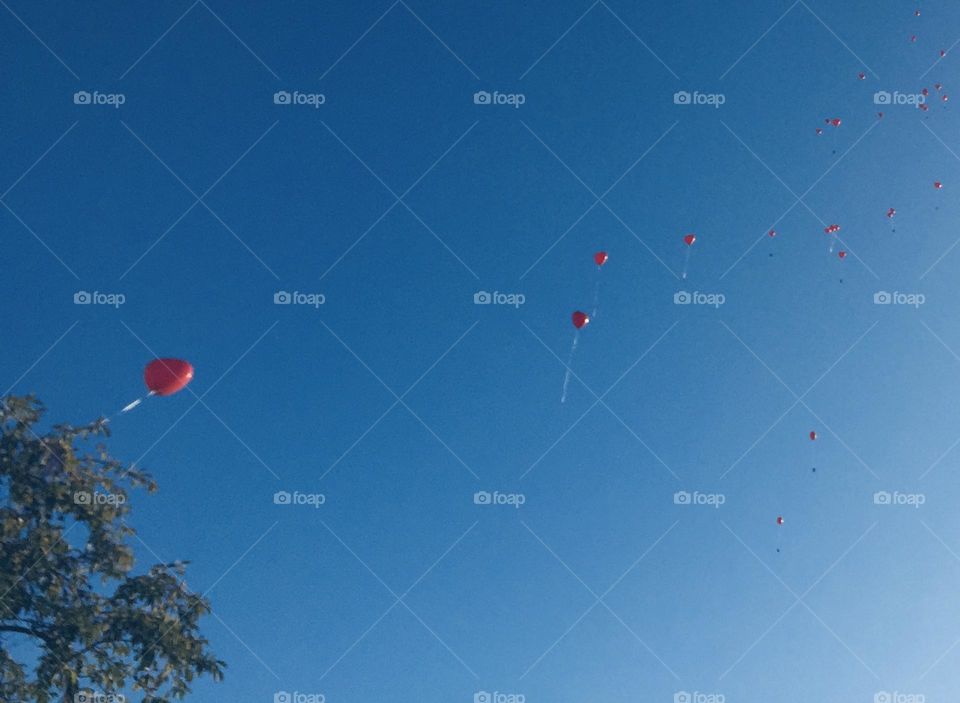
0, 395, 224, 702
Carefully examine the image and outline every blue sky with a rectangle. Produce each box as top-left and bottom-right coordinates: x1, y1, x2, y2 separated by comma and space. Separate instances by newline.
3, 1, 960, 701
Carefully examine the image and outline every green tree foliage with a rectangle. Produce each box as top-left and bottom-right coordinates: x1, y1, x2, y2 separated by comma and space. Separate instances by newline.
0, 396, 224, 702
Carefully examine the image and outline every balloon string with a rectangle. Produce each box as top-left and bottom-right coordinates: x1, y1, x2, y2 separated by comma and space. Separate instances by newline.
590, 278, 601, 319
560, 332, 580, 403
103, 391, 156, 424
681, 247, 691, 279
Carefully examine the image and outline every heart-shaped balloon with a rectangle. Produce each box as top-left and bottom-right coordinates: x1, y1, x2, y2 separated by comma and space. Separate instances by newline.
144, 358, 195, 396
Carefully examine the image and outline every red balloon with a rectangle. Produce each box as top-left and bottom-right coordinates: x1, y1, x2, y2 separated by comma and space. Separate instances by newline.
776, 516, 784, 525
858, 72, 866, 80
144, 358, 194, 396
809, 431, 817, 441
838, 250, 847, 259
571, 311, 590, 329
830, 118, 842, 127
683, 234, 696, 246
768, 229, 776, 237
594, 251, 608, 266
935, 181, 944, 189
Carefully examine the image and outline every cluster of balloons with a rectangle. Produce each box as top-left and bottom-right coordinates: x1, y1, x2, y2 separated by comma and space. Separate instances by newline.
561, 252, 609, 402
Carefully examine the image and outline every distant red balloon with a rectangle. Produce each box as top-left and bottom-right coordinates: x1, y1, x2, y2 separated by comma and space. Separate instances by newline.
683, 234, 696, 246
144, 358, 194, 396
777, 516, 784, 525
877, 112, 884, 119
838, 250, 847, 259
887, 207, 896, 218
830, 118, 842, 127
858, 72, 866, 80
594, 251, 608, 266
935, 83, 943, 91
571, 311, 590, 329
920, 103, 930, 111
941, 50, 947, 58
935, 181, 944, 190
922, 88, 929, 96
815, 128, 823, 136
768, 229, 777, 237
943, 94, 950, 102
810, 431, 818, 441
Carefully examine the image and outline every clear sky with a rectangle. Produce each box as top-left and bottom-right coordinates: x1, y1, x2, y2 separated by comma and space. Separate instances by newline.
3, 1, 960, 701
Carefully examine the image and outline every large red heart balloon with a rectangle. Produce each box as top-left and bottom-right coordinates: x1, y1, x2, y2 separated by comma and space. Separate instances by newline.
144, 358, 194, 396
571, 311, 590, 329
